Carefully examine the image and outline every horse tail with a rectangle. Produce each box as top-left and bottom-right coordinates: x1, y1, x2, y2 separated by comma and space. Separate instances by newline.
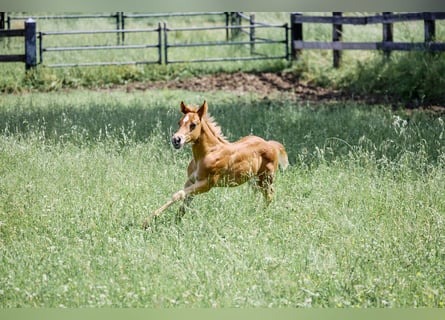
269, 141, 289, 170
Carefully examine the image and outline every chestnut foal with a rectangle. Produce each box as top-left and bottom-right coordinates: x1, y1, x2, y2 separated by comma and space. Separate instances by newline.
143, 100, 288, 227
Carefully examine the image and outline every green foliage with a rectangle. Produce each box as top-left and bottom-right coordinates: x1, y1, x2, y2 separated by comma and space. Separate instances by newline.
336, 52, 445, 104
1, 90, 444, 307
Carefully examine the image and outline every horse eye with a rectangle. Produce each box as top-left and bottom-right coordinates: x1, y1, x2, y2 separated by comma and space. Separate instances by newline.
190, 123, 197, 131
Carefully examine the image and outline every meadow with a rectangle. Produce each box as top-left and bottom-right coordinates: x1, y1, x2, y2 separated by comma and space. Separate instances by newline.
1, 11, 445, 308
1, 89, 444, 307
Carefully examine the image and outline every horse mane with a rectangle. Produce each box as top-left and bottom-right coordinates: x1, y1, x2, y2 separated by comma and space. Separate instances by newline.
203, 113, 228, 143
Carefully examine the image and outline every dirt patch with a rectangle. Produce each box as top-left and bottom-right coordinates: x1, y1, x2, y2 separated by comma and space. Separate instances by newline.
110, 71, 444, 114
123, 71, 347, 102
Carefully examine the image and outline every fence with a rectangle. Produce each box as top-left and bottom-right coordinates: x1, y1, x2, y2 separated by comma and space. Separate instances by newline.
290, 12, 445, 67
163, 22, 288, 64
27, 12, 288, 67
6, 12, 232, 45
0, 19, 36, 70
118, 12, 233, 44
6, 12, 444, 71
2, 12, 287, 68
39, 26, 163, 67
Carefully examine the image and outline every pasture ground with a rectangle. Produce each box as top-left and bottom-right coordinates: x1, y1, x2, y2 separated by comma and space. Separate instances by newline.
1, 87, 444, 307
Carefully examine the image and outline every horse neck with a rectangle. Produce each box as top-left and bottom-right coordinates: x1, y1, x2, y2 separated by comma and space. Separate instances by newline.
192, 119, 226, 160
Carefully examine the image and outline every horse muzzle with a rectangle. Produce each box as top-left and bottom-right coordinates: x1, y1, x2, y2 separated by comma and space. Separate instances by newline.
171, 135, 185, 149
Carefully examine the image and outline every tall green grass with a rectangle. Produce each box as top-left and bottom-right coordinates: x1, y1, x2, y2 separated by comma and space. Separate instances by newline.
337, 52, 445, 104
1, 90, 444, 307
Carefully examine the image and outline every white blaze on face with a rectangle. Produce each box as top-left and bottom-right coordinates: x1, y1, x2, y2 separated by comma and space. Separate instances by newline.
183, 115, 189, 123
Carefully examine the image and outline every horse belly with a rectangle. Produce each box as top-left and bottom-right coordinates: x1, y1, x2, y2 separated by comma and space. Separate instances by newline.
217, 152, 262, 187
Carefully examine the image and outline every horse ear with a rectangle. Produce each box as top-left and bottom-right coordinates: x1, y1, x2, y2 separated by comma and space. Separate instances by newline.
180, 101, 189, 114
198, 100, 208, 119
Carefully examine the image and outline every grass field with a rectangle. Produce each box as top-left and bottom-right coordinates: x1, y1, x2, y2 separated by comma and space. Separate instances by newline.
1, 89, 444, 307
1, 11, 445, 308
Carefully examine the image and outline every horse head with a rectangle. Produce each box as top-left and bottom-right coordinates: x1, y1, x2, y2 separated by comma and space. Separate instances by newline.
171, 100, 207, 149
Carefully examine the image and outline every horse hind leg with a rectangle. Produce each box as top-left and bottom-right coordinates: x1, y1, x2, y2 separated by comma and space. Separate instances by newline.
258, 171, 275, 205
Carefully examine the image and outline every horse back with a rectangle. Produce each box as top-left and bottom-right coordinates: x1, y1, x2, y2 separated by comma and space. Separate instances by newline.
232, 136, 288, 170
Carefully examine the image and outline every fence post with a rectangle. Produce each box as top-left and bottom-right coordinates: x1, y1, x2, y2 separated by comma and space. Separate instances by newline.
230, 12, 241, 40
285, 23, 289, 61
116, 12, 120, 45
157, 22, 162, 64
0, 12, 4, 46
225, 12, 229, 41
0, 12, 5, 30
39, 31, 43, 65
163, 22, 168, 65
290, 12, 302, 60
424, 12, 436, 50
332, 12, 342, 68
382, 12, 393, 59
24, 18, 37, 70
250, 14, 255, 54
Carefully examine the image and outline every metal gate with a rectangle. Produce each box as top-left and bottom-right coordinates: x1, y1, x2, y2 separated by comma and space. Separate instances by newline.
39, 26, 162, 67
163, 22, 288, 64
36, 15, 289, 67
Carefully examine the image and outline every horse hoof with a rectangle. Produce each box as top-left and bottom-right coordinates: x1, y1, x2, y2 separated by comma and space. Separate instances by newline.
142, 217, 151, 229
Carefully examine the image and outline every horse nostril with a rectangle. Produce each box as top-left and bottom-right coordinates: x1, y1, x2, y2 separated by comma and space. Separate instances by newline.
171, 136, 182, 149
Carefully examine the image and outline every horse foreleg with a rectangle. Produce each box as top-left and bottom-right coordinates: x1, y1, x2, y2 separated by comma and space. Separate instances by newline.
142, 189, 187, 228
143, 179, 211, 228
177, 161, 198, 221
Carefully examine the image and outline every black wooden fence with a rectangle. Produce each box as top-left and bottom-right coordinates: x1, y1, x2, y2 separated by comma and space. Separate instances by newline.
290, 12, 445, 68
0, 18, 36, 70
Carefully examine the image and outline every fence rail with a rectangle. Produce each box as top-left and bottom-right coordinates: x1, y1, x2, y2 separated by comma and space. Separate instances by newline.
0, 29, 24, 37
292, 41, 445, 51
290, 12, 445, 67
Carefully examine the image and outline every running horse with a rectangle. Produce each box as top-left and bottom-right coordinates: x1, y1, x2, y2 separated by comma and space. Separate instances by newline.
143, 100, 288, 228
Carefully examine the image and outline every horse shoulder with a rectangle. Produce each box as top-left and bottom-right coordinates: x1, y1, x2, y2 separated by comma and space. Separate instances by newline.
202, 148, 227, 168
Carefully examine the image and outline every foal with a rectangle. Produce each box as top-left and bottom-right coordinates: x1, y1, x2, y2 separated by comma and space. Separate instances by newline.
143, 100, 288, 227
